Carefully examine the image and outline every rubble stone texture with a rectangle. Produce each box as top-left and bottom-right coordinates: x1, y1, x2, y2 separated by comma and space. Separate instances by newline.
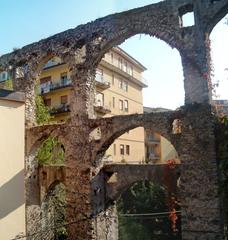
0, 0, 227, 239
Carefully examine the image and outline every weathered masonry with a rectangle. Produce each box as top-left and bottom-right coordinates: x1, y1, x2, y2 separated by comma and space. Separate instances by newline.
0, 0, 227, 239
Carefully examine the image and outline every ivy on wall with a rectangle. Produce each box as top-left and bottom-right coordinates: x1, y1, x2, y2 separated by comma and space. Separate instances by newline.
37, 137, 65, 166
218, 117, 228, 239
35, 94, 51, 125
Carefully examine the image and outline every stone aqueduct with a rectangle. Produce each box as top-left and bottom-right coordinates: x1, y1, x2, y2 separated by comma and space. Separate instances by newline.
1, 0, 228, 239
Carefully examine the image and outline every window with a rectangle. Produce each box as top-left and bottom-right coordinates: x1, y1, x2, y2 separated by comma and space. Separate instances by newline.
123, 81, 128, 91
123, 61, 127, 72
181, 12, 195, 27
126, 145, 130, 155
148, 147, 157, 159
112, 74, 115, 85
95, 92, 104, 106
113, 97, 115, 108
44, 98, 51, 107
111, 53, 114, 63
61, 95, 68, 104
124, 100, 128, 112
129, 65, 133, 76
60, 72, 68, 85
178, 4, 195, 27
61, 72, 67, 80
118, 79, 128, 91
40, 76, 52, 94
118, 79, 123, 89
118, 58, 123, 69
120, 144, 124, 155
1, 72, 7, 81
95, 68, 103, 82
114, 144, 116, 155
119, 100, 123, 111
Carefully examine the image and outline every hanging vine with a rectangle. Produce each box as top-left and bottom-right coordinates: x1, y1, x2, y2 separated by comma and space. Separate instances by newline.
164, 159, 180, 233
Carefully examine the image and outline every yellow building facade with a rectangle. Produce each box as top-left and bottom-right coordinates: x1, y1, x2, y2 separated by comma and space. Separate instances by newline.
38, 47, 147, 163
144, 107, 180, 164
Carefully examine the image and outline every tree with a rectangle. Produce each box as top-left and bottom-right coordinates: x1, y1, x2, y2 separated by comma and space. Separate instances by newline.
35, 94, 51, 125
4, 78, 13, 90
117, 181, 181, 240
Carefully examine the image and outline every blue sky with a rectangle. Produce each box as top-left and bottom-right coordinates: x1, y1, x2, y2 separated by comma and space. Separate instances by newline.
0, 0, 227, 109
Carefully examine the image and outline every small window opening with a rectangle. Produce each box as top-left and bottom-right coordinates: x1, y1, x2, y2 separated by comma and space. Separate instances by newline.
179, 4, 195, 27
172, 119, 182, 134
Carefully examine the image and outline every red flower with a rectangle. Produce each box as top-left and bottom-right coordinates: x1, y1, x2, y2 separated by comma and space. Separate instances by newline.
169, 209, 178, 232
167, 159, 175, 169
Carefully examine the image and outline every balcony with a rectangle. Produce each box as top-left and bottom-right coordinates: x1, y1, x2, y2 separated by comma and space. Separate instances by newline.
50, 79, 72, 91
49, 104, 70, 115
94, 103, 111, 114
146, 137, 160, 145
43, 59, 64, 70
146, 153, 160, 164
40, 79, 72, 95
95, 74, 110, 90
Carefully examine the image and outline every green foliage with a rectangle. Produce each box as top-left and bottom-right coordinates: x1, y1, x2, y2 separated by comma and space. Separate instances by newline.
53, 184, 67, 240
43, 183, 67, 239
35, 88, 65, 165
4, 78, 13, 90
37, 137, 65, 166
35, 94, 51, 125
117, 181, 181, 240
218, 117, 228, 239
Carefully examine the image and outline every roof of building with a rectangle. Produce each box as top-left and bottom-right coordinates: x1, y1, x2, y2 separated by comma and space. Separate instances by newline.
212, 99, 228, 105
143, 106, 171, 113
0, 89, 25, 102
114, 47, 147, 71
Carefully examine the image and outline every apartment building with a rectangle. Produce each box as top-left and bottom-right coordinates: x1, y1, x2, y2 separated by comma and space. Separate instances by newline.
0, 89, 25, 240
38, 47, 147, 163
144, 107, 180, 164
213, 99, 228, 117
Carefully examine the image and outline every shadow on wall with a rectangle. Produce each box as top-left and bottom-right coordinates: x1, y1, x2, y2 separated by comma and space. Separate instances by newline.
0, 169, 25, 219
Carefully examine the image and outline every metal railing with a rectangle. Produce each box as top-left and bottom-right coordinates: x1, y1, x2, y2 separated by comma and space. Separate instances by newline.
49, 104, 70, 115
40, 79, 72, 94
95, 74, 110, 87
50, 79, 72, 91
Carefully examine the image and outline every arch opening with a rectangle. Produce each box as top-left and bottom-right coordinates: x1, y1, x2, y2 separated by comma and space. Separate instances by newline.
94, 34, 184, 112
207, 3, 228, 34
117, 180, 181, 240
210, 14, 228, 116
37, 136, 65, 166
41, 182, 67, 240
96, 112, 181, 166
93, 33, 183, 165
178, 4, 195, 27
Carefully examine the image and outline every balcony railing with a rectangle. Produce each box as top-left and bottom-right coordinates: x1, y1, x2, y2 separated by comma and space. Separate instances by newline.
94, 103, 111, 114
40, 79, 72, 94
95, 74, 110, 89
146, 136, 160, 144
50, 79, 72, 91
49, 104, 70, 115
146, 153, 160, 164
43, 60, 64, 69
